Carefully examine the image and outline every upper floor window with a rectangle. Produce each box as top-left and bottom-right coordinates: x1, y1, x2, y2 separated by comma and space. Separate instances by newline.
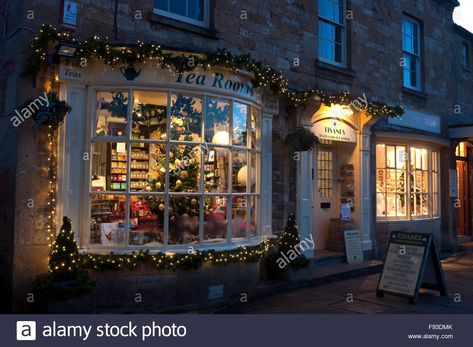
402, 16, 422, 90
154, 0, 209, 27
462, 42, 470, 69
318, 0, 346, 66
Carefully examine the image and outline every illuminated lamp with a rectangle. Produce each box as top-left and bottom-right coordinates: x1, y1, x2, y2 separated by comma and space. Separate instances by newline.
237, 166, 256, 186
211, 130, 229, 145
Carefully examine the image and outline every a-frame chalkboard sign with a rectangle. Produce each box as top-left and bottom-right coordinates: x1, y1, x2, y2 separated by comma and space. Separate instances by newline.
376, 231, 447, 304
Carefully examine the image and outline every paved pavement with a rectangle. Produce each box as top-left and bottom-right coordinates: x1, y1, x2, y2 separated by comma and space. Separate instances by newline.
232, 252, 473, 314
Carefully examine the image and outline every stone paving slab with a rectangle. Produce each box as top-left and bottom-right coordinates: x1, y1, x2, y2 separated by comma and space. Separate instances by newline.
235, 252, 473, 314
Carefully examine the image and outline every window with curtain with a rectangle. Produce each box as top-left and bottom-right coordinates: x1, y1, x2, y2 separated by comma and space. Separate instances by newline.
402, 16, 422, 90
376, 144, 439, 220
318, 0, 346, 66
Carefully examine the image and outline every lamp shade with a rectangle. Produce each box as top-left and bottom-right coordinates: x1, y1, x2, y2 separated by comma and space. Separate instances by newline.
237, 166, 256, 186
212, 131, 229, 145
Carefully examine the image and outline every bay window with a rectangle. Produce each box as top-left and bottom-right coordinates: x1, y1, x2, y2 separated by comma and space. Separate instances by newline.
376, 144, 439, 220
89, 90, 260, 249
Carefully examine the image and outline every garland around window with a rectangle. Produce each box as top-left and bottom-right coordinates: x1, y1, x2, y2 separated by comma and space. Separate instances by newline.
27, 25, 404, 118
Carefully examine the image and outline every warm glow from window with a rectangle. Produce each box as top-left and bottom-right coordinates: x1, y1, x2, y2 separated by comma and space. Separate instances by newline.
376, 144, 439, 220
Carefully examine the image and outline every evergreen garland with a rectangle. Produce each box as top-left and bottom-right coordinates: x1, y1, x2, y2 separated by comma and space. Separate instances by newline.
27, 25, 404, 117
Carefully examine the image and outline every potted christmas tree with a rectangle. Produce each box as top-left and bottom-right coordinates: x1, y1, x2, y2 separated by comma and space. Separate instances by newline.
33, 217, 95, 313
264, 214, 310, 281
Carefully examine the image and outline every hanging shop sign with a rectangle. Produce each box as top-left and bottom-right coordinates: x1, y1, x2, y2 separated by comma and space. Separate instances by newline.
312, 119, 356, 143
376, 231, 447, 304
58, 59, 259, 101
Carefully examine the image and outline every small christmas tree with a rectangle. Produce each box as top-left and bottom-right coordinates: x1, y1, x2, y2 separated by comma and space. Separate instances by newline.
279, 213, 301, 254
49, 216, 81, 281
33, 217, 93, 306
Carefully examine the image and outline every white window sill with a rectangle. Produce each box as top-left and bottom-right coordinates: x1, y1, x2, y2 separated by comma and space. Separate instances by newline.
376, 216, 441, 223
84, 237, 265, 255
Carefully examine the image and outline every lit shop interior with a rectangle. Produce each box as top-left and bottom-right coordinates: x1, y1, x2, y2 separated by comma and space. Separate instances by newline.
89, 91, 260, 247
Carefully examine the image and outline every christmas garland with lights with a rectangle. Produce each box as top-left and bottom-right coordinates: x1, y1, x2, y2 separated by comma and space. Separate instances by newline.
27, 25, 404, 117
77, 241, 270, 272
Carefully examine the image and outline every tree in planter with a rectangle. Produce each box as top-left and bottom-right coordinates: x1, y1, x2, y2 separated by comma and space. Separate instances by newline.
265, 214, 310, 281
33, 217, 94, 306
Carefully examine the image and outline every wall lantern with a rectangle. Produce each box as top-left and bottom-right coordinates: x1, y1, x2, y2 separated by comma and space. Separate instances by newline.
56, 42, 78, 57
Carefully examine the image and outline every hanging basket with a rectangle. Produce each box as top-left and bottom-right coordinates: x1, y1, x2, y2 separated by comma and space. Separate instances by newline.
31, 92, 71, 129
284, 126, 319, 152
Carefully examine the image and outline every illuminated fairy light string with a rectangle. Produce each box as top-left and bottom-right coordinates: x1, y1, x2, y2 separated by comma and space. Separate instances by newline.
27, 24, 404, 118
78, 240, 271, 272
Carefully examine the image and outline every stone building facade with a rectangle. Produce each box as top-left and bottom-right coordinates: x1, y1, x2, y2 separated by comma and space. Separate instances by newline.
0, 0, 472, 312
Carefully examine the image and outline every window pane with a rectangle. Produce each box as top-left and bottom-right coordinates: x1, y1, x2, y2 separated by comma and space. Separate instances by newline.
386, 169, 396, 192
249, 196, 258, 238
403, 54, 412, 87
90, 194, 126, 245
188, 0, 204, 21
169, 144, 201, 192
387, 193, 396, 216
396, 146, 406, 169
233, 102, 248, 146
170, 94, 202, 142
91, 142, 128, 192
251, 107, 261, 149
376, 169, 386, 192
396, 170, 406, 192
232, 149, 248, 193
170, 0, 186, 16
377, 193, 386, 216
376, 144, 386, 168
95, 91, 128, 137
319, 21, 335, 62
319, 0, 342, 24
205, 147, 229, 193
386, 146, 395, 168
206, 98, 230, 144
155, 0, 168, 11
131, 143, 166, 192
204, 196, 228, 242
129, 195, 164, 246
168, 196, 200, 244
433, 193, 439, 216
232, 196, 247, 239
397, 191, 407, 217
132, 91, 167, 141
250, 152, 258, 193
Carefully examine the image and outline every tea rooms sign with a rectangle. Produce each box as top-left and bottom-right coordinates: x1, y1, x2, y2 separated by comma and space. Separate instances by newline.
312, 119, 356, 143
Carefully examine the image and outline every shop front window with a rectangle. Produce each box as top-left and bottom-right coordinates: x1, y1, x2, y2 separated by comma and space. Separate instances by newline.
376, 144, 439, 220
90, 90, 260, 249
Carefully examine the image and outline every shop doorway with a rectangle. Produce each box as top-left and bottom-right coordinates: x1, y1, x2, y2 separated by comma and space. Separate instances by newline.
313, 140, 357, 250
456, 142, 471, 238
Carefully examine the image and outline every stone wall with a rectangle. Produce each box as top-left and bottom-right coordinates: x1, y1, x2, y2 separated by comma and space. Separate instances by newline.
1, 0, 471, 311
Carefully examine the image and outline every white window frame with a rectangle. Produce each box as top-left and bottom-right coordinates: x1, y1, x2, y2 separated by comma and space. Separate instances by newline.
317, 0, 347, 67
84, 87, 262, 253
376, 143, 440, 222
402, 16, 422, 91
153, 0, 210, 28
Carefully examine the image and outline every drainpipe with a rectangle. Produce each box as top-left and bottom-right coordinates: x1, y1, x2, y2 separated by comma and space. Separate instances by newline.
113, 0, 118, 40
